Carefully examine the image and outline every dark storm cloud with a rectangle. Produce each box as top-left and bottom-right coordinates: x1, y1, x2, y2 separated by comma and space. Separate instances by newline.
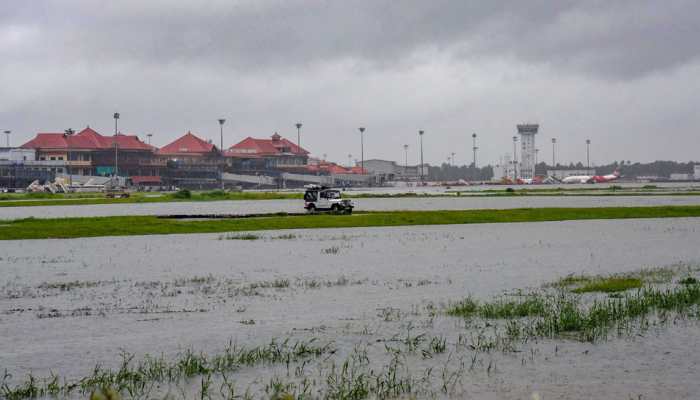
2, 0, 700, 165
4, 0, 700, 79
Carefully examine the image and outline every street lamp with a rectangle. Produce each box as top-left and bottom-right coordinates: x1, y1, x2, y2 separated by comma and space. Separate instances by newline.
218, 118, 226, 190
147, 133, 153, 145
535, 148, 539, 174
113, 112, 120, 183
64, 129, 74, 184
358, 127, 365, 175
586, 139, 591, 170
113, 113, 120, 135
295, 123, 302, 150
3, 130, 10, 147
512, 135, 518, 179
419, 130, 425, 184
551, 138, 556, 167
472, 133, 478, 182
403, 144, 408, 178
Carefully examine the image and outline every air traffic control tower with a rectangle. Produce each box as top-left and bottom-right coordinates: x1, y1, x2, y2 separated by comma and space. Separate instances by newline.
517, 124, 539, 179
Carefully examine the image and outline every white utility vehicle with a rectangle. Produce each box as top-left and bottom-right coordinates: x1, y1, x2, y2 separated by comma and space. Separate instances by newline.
303, 185, 354, 214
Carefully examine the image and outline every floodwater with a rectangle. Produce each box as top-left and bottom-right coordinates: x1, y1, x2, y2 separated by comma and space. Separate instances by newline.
2, 218, 700, 398
2, 195, 700, 220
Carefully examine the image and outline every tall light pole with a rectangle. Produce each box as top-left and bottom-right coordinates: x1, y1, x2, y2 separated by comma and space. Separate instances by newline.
113, 113, 119, 135
113, 113, 120, 182
586, 139, 591, 170
512, 135, 518, 179
218, 118, 226, 190
348, 153, 352, 168
471, 133, 478, 182
358, 127, 365, 175
114, 141, 119, 183
535, 148, 539, 175
419, 130, 425, 184
64, 129, 74, 184
147, 133, 153, 145
295, 123, 302, 150
3, 130, 10, 147
551, 138, 556, 167
403, 144, 408, 179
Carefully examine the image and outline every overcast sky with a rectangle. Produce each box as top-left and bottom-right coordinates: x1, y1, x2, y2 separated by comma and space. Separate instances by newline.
1, 0, 699, 166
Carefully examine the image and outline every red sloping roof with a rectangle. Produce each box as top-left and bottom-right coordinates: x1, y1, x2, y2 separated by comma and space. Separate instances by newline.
21, 133, 68, 149
157, 131, 216, 155
21, 127, 151, 151
106, 133, 153, 150
227, 134, 309, 156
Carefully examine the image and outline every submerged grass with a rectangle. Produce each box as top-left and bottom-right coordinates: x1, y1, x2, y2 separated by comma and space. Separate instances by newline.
447, 295, 548, 319
0, 338, 333, 400
571, 277, 643, 293
447, 268, 700, 343
4, 205, 700, 240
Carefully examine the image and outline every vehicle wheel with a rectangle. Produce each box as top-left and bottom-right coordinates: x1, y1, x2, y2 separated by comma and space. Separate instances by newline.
331, 204, 340, 213
307, 204, 316, 214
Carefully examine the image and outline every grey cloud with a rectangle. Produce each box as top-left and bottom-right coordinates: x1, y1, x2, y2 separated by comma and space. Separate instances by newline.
4, 1, 700, 79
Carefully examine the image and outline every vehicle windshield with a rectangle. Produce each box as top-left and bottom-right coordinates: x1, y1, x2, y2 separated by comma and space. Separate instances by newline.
303, 191, 317, 201
322, 190, 341, 199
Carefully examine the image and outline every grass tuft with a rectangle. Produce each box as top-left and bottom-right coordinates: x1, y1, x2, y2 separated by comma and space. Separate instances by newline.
571, 277, 642, 293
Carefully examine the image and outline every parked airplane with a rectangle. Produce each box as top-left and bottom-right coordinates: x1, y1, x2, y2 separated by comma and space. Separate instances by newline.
561, 170, 620, 184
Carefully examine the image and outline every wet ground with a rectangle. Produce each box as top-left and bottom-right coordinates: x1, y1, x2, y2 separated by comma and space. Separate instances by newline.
2, 218, 700, 398
2, 195, 700, 220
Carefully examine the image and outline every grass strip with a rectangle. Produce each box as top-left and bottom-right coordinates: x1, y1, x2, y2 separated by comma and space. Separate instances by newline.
571, 277, 642, 293
0, 190, 301, 207
3, 189, 700, 208
3, 205, 700, 240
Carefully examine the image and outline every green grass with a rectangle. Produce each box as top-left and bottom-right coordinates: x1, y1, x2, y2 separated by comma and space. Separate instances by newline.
0, 190, 301, 207
446, 295, 548, 319
548, 266, 682, 293
3, 205, 700, 240
447, 272, 700, 342
571, 277, 642, 293
0, 338, 332, 400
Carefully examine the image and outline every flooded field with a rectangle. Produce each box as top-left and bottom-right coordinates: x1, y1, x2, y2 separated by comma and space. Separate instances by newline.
3, 195, 700, 220
2, 218, 700, 398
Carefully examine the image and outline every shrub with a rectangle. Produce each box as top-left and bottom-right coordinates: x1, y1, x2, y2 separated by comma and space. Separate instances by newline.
172, 189, 192, 199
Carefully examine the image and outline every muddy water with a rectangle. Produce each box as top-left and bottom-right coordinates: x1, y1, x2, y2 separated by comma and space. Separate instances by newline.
2, 195, 700, 219
2, 218, 700, 398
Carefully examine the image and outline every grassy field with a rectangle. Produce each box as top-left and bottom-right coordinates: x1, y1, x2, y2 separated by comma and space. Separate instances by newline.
0, 190, 301, 207
2, 186, 700, 208
2, 205, 700, 240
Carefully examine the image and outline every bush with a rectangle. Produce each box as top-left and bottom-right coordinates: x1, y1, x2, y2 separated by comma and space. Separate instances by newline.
202, 190, 226, 197
172, 189, 191, 199
505, 187, 515, 193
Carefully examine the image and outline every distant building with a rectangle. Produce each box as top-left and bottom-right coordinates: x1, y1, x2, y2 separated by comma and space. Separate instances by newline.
695, 165, 700, 180
0, 148, 35, 162
157, 131, 221, 164
517, 124, 538, 179
359, 159, 427, 181
225, 133, 309, 172
670, 173, 692, 181
20, 127, 156, 177
157, 131, 223, 188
